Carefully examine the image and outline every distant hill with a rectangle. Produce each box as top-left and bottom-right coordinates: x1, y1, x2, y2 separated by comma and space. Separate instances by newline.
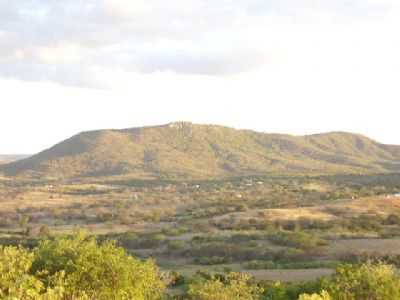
0, 155, 30, 165
1, 122, 400, 179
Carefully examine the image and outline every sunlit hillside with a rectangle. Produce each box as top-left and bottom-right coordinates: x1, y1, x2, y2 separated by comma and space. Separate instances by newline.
2, 122, 400, 179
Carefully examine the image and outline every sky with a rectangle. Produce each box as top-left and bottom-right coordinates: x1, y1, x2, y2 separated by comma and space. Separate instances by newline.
1, 0, 400, 154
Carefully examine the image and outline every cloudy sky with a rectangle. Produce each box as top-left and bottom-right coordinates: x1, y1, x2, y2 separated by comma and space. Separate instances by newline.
1, 0, 400, 153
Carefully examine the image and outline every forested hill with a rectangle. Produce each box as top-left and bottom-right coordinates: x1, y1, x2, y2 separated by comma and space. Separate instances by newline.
2, 122, 400, 179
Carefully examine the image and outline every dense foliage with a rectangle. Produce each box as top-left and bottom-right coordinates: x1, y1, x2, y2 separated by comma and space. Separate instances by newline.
298, 291, 331, 300
0, 232, 164, 300
323, 262, 400, 300
182, 262, 400, 300
1, 232, 400, 300
187, 273, 263, 300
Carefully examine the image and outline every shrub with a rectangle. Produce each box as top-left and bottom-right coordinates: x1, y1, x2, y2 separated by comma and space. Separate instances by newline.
244, 260, 275, 270
195, 256, 229, 265
39, 225, 51, 237
188, 272, 263, 300
168, 271, 185, 287
323, 262, 400, 300
262, 280, 323, 300
298, 291, 331, 300
384, 214, 400, 225
244, 260, 338, 270
186, 242, 265, 262
167, 240, 186, 252
268, 231, 327, 250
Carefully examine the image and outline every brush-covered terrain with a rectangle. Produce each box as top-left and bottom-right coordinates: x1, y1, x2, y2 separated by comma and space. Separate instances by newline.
1, 173, 400, 299
2, 124, 400, 299
1, 174, 400, 286
2, 122, 400, 179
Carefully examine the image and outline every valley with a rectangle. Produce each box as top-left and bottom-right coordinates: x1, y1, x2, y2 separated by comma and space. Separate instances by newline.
1, 173, 400, 284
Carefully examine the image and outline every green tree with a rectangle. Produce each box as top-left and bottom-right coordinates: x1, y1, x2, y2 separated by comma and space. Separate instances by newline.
32, 231, 165, 300
323, 262, 400, 300
188, 272, 263, 300
0, 246, 42, 299
0, 245, 89, 300
298, 291, 331, 300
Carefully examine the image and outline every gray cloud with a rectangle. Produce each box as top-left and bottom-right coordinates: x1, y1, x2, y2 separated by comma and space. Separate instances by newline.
0, 0, 397, 87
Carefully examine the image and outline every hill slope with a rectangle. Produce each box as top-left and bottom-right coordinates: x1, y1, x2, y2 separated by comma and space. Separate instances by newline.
1, 122, 400, 179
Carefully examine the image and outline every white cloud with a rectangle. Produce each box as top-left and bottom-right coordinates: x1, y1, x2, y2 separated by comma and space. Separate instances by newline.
0, 0, 398, 86
12, 43, 84, 65
1, 1, 400, 152
103, 0, 153, 19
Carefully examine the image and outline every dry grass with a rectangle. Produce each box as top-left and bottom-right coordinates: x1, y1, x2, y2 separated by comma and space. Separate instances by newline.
214, 206, 336, 224
344, 196, 400, 214
328, 238, 400, 255
321, 196, 400, 218
302, 183, 330, 192
213, 195, 400, 227
258, 207, 335, 221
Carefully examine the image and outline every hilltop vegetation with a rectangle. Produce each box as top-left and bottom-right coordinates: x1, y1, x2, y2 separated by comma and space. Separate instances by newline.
1, 122, 400, 179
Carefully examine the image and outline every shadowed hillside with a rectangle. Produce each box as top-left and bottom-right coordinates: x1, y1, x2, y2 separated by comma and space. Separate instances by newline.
1, 122, 400, 179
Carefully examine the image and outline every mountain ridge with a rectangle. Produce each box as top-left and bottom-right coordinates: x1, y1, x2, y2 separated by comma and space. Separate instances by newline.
1, 122, 400, 179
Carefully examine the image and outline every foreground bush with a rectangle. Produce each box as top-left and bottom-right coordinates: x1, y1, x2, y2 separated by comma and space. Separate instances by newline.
298, 291, 331, 300
0, 231, 165, 300
0, 246, 42, 299
0, 246, 87, 299
323, 262, 400, 300
187, 272, 263, 300
1, 236, 400, 300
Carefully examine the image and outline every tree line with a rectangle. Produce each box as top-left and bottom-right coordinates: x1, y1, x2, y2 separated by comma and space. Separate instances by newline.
0, 232, 399, 300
